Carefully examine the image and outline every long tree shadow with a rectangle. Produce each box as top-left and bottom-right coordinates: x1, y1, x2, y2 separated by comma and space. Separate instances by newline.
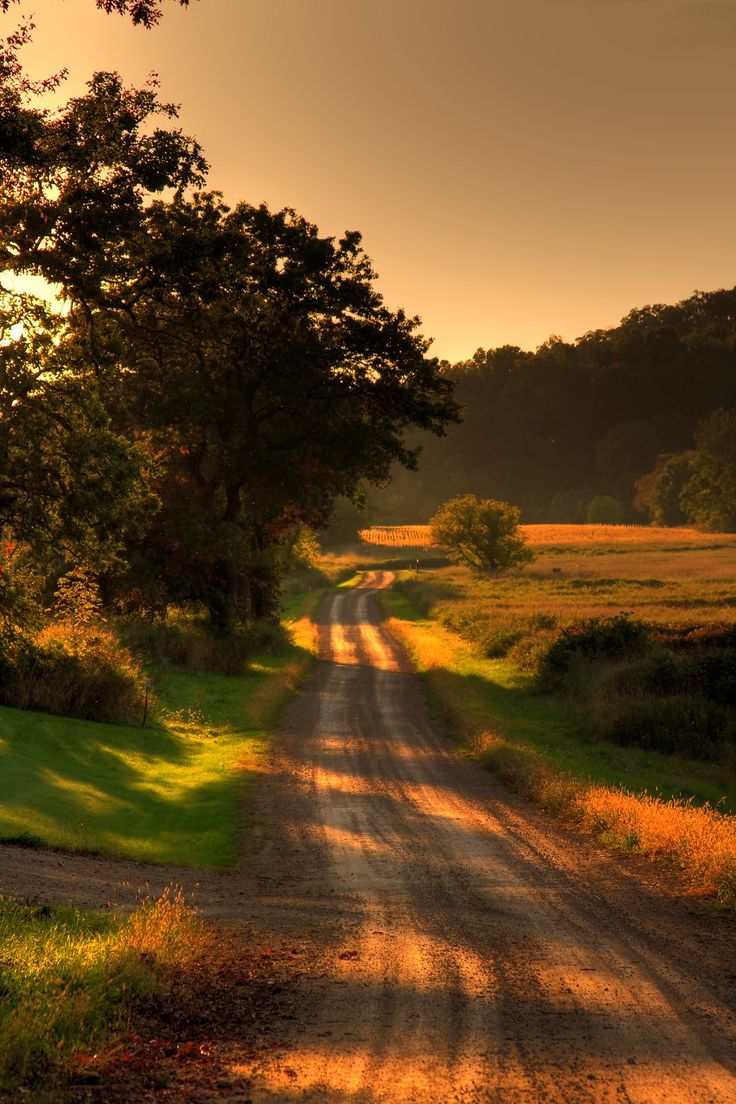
0, 637, 314, 865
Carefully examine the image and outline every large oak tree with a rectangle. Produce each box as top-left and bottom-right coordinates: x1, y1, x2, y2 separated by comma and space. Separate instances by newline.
1, 59, 457, 628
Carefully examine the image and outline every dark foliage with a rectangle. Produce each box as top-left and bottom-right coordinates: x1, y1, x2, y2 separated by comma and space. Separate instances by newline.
0, 47, 457, 636
374, 289, 736, 523
538, 615, 650, 691
0, 0, 191, 26
538, 617, 736, 764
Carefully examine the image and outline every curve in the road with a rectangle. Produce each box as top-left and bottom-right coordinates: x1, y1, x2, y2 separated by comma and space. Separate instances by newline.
248, 572, 736, 1104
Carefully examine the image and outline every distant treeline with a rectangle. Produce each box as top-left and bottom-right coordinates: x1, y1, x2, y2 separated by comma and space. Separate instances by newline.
373, 288, 736, 527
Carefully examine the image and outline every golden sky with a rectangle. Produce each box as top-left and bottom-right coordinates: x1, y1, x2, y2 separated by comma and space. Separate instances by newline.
8, 0, 736, 361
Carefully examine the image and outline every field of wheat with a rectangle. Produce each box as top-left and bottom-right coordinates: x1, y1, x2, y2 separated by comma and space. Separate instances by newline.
359, 523, 736, 549
359, 525, 435, 546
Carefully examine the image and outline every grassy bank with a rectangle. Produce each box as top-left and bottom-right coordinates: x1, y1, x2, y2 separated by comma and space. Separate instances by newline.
384, 573, 736, 906
0, 590, 320, 868
0, 889, 209, 1101
385, 588, 736, 808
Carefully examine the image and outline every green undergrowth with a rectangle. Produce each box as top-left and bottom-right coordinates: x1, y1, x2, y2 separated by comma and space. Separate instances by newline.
384, 587, 736, 811
0, 590, 319, 867
384, 582, 736, 904
0, 889, 209, 1101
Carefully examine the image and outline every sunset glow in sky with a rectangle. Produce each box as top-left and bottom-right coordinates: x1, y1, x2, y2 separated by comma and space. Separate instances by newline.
8, 0, 736, 360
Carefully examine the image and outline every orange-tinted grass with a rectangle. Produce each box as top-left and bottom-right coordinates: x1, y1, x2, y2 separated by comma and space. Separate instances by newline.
0, 887, 211, 1095
359, 523, 736, 549
473, 730, 736, 906
387, 609, 736, 907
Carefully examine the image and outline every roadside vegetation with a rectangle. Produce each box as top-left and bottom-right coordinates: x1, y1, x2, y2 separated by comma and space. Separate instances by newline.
0, 581, 323, 1098
0, 587, 320, 867
369, 524, 736, 905
0, 888, 213, 1101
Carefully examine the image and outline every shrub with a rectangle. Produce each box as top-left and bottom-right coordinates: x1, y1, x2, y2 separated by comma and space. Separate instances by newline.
595, 648, 736, 706
694, 650, 736, 705
594, 650, 687, 699
506, 631, 558, 673
119, 617, 288, 676
592, 695, 735, 763
0, 623, 144, 724
538, 614, 650, 690
438, 608, 521, 658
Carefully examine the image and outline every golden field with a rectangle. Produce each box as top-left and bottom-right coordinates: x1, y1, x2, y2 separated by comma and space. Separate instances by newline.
359, 525, 435, 546
360, 522, 736, 550
379, 522, 736, 903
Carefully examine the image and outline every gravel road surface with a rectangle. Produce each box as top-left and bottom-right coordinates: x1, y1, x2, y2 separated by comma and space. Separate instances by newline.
1, 572, 734, 1103
242, 572, 736, 1103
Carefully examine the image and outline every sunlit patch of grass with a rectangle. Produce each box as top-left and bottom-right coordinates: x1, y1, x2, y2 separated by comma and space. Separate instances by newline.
0, 888, 210, 1100
0, 594, 318, 867
471, 730, 736, 907
579, 787, 736, 906
385, 598, 736, 905
337, 572, 364, 588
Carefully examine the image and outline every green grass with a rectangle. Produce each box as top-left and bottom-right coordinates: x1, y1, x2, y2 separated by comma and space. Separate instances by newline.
0, 592, 318, 867
0, 889, 208, 1100
383, 590, 736, 812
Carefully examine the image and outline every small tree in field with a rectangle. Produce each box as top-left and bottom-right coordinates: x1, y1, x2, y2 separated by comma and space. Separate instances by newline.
429, 494, 533, 572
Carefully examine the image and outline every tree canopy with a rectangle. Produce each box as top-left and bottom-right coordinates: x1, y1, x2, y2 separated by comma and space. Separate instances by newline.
429, 494, 533, 573
374, 289, 736, 526
1, 0, 192, 27
0, 48, 458, 629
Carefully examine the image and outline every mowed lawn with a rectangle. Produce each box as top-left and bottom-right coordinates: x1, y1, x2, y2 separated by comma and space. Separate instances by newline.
0, 602, 318, 867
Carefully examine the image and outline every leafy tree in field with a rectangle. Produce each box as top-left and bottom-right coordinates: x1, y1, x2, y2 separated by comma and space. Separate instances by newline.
634, 452, 695, 526
680, 409, 736, 532
429, 494, 533, 573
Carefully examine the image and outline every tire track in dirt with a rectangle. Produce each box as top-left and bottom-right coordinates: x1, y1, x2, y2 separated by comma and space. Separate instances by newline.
1, 573, 734, 1102
242, 572, 736, 1103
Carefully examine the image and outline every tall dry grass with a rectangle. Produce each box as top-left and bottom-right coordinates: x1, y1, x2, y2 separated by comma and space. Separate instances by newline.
0, 888, 211, 1096
470, 729, 736, 905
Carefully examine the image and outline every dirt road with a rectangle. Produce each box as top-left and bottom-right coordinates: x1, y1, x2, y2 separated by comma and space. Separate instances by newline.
241, 572, 736, 1103
1, 572, 735, 1102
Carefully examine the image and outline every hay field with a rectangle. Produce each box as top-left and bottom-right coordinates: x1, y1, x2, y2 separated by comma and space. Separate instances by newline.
360, 522, 736, 551
359, 525, 435, 546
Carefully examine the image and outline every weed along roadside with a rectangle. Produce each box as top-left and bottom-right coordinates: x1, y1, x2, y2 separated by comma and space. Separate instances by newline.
0, 584, 323, 1101
377, 530, 736, 909
0, 890, 205, 1099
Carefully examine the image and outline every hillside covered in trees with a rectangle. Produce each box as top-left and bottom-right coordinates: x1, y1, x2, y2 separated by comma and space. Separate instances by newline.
374, 288, 736, 527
